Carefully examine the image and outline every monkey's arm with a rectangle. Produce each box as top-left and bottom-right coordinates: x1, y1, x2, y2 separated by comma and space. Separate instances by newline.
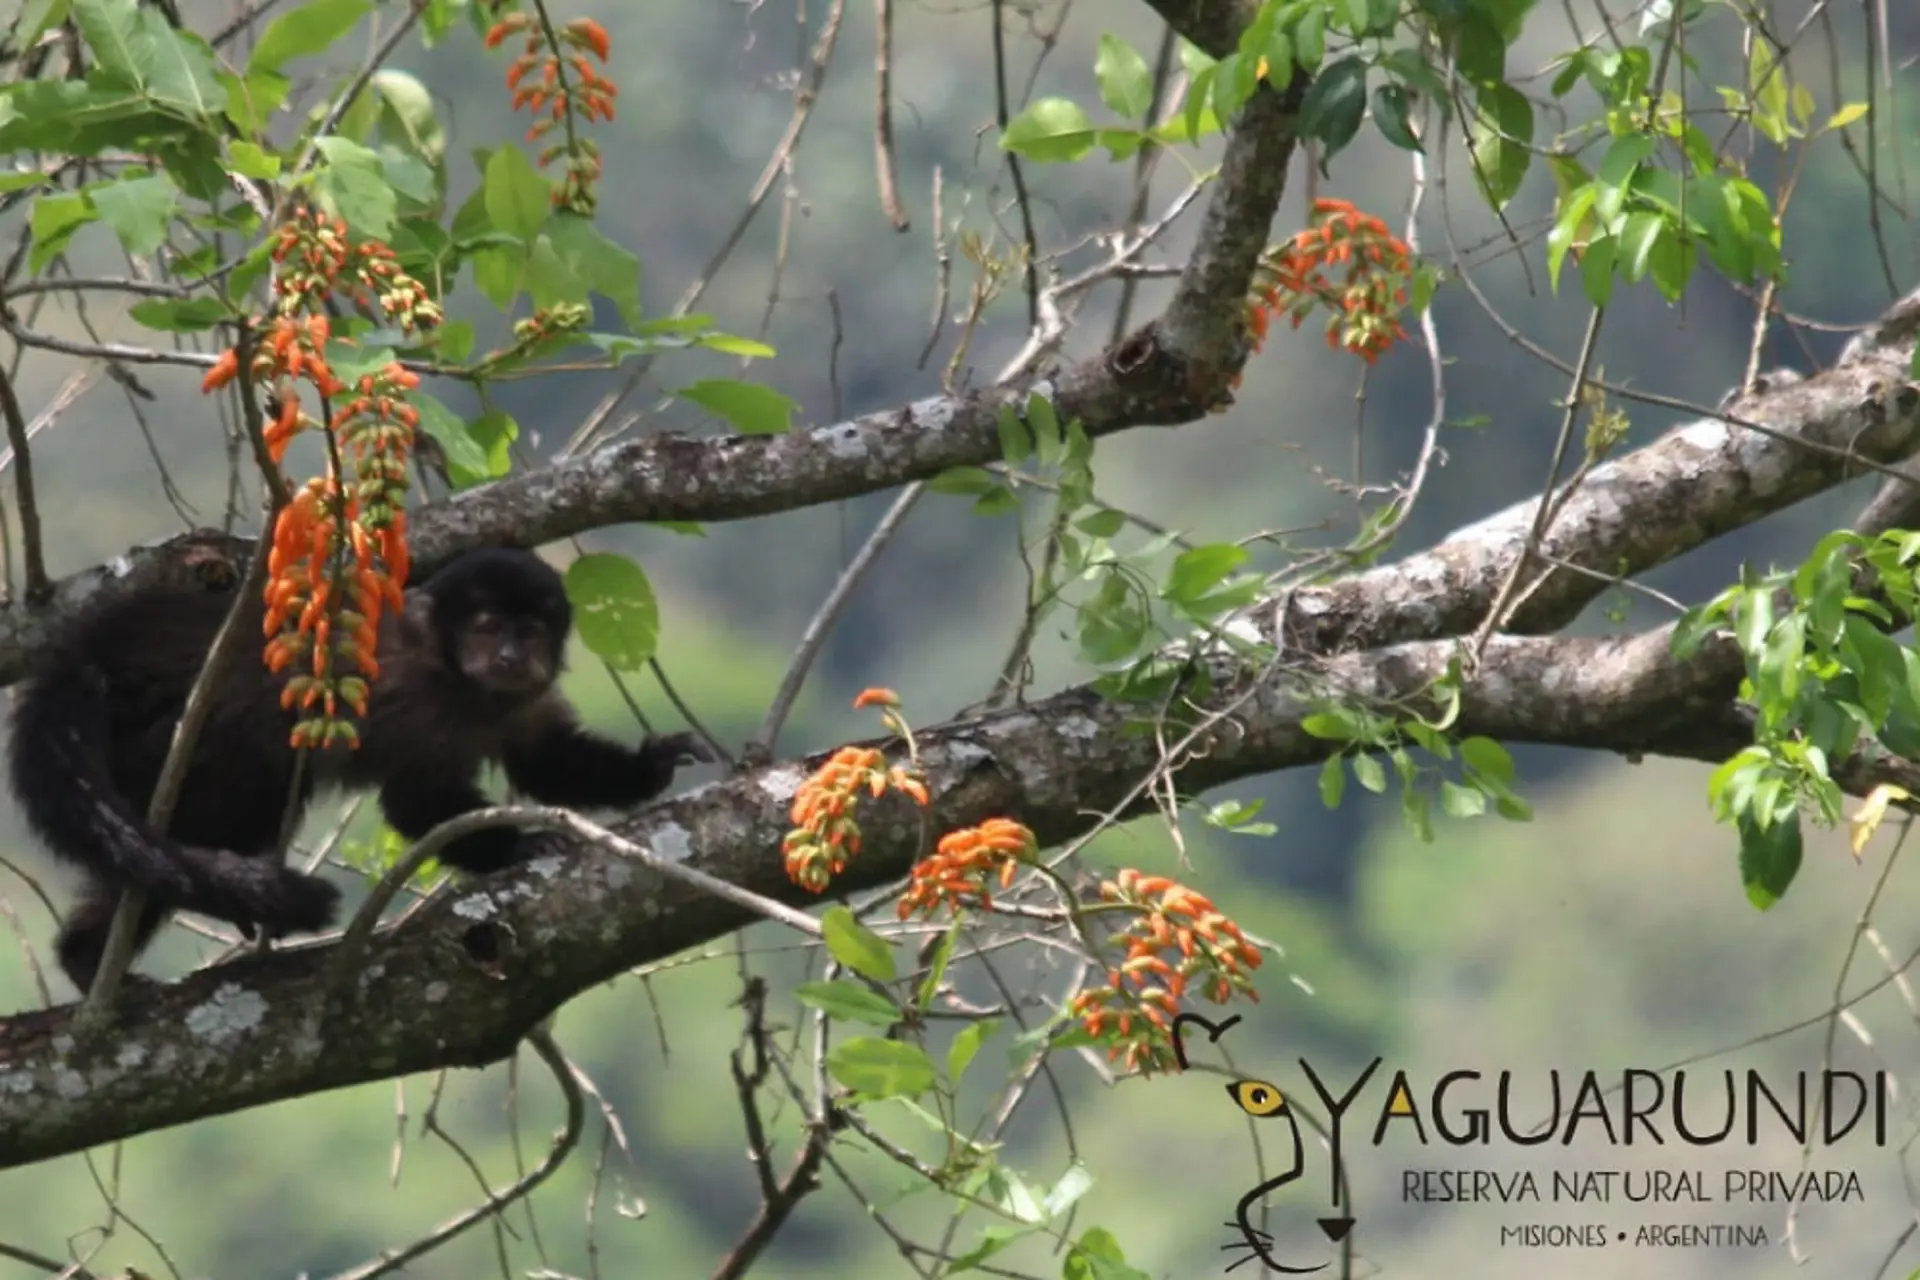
378, 769, 523, 874
502, 707, 708, 812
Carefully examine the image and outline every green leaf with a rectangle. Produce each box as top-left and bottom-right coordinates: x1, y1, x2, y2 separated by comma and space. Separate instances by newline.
822, 906, 897, 982
225, 140, 282, 179
1075, 508, 1126, 538
523, 233, 588, 310
1439, 779, 1488, 818
1371, 82, 1422, 151
1823, 101, 1869, 132
915, 922, 958, 1009
1043, 1163, 1096, 1219
986, 405, 1027, 469
1318, 754, 1347, 808
72, 0, 142, 90
564, 552, 661, 671
468, 243, 525, 311
220, 68, 291, 134
455, 408, 518, 485
1063, 1226, 1151, 1280
1351, 753, 1387, 793
409, 393, 497, 484
675, 378, 795, 435
928, 466, 997, 496
1297, 56, 1368, 159
484, 144, 551, 241
370, 68, 445, 164
947, 1017, 998, 1083
1618, 210, 1664, 282
29, 192, 96, 271
88, 173, 178, 257
1737, 810, 1802, 909
1459, 736, 1515, 783
794, 979, 903, 1028
128, 295, 231, 332
826, 1036, 936, 1100
951, 1226, 1034, 1274
18, 0, 72, 49
544, 213, 642, 328
249, 0, 371, 74
1469, 83, 1533, 210
1094, 35, 1154, 118
313, 136, 395, 238
1001, 97, 1098, 163
1164, 543, 1248, 603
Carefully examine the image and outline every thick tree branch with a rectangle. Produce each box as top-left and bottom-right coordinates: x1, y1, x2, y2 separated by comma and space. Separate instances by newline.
1, 589, 1908, 1168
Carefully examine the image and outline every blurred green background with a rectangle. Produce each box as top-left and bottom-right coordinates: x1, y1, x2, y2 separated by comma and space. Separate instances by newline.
2, 0, 1919, 1277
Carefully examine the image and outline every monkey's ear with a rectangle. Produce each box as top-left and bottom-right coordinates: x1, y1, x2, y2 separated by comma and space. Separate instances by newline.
400, 590, 437, 647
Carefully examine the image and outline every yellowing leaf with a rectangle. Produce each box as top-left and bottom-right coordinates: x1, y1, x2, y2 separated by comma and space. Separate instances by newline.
1847, 784, 1910, 860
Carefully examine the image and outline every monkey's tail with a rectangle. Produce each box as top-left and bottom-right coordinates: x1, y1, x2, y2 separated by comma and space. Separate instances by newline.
8, 663, 340, 935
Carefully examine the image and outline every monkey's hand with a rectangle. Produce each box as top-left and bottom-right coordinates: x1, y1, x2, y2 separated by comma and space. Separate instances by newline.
648, 730, 716, 767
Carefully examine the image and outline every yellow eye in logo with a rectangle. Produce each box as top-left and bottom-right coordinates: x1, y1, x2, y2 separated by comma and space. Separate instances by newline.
1228, 1079, 1288, 1117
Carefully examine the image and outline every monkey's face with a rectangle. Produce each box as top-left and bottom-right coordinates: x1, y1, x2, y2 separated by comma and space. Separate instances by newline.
454, 609, 560, 697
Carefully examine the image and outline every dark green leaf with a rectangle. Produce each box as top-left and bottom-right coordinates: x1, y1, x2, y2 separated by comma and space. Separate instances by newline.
928, 466, 998, 496
1297, 56, 1369, 159
1737, 810, 1802, 909
1371, 82, 1422, 151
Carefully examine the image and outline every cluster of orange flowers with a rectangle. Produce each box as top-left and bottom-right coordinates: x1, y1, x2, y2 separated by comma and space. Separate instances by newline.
201, 207, 438, 749
783, 731, 931, 892
1246, 197, 1412, 366
483, 9, 616, 213
897, 817, 1038, 920
1067, 869, 1263, 1075
267, 208, 442, 330
262, 481, 406, 747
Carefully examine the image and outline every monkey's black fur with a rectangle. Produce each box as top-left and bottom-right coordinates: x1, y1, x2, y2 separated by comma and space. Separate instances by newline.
8, 546, 709, 995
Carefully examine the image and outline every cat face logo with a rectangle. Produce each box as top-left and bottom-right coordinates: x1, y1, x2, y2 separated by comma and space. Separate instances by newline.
1172, 1012, 1355, 1275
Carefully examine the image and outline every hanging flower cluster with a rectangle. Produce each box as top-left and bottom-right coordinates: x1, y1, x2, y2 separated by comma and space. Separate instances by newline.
201, 205, 438, 749
782, 690, 931, 892
483, 7, 617, 214
1246, 197, 1413, 366
1067, 869, 1264, 1076
897, 817, 1039, 920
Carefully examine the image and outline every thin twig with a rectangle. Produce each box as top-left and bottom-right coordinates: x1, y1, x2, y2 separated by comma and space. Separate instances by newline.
0, 355, 50, 600
751, 481, 926, 760
322, 1028, 585, 1280
872, 0, 908, 230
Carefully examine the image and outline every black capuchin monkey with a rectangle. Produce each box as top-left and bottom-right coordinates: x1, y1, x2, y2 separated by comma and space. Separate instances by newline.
8, 546, 712, 995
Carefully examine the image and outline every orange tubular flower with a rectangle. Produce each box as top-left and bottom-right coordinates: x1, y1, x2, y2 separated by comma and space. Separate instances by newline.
1065, 868, 1264, 1076
1241, 197, 1414, 371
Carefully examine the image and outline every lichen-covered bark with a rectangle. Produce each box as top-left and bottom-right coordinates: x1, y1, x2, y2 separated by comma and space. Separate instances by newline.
1, 0, 1916, 1171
